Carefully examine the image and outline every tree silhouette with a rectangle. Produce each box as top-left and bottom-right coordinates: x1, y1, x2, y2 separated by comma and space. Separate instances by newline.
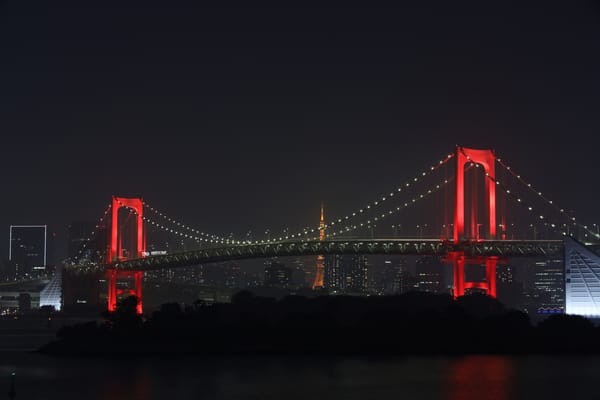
111, 296, 142, 331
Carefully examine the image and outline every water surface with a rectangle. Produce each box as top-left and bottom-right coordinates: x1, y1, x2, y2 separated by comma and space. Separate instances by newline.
0, 353, 597, 400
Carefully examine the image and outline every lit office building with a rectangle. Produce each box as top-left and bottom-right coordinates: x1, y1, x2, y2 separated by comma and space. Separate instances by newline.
415, 257, 443, 293
264, 261, 292, 289
67, 221, 96, 259
379, 259, 408, 295
9, 225, 47, 279
324, 255, 342, 292
324, 255, 368, 295
533, 258, 564, 313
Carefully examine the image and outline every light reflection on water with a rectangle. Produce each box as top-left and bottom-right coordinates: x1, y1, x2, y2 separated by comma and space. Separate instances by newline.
446, 356, 513, 400
1, 353, 600, 400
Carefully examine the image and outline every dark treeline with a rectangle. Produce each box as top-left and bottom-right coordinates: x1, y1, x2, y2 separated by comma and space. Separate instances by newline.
41, 292, 598, 356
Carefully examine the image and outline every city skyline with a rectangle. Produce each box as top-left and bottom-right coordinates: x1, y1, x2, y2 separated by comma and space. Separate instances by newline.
2, 4, 600, 398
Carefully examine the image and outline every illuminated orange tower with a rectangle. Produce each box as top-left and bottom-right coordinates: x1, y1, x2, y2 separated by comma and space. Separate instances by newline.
312, 204, 325, 289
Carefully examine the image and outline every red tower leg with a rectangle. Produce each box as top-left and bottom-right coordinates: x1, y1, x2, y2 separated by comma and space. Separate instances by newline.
107, 270, 117, 312
135, 271, 143, 314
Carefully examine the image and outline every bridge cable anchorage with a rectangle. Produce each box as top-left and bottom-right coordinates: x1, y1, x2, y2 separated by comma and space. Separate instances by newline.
139, 152, 456, 245
142, 201, 243, 245
327, 168, 459, 238
494, 155, 600, 240
485, 173, 572, 238
70, 203, 113, 266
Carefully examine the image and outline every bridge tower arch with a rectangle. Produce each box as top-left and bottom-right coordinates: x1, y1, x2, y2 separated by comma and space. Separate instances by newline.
454, 147, 496, 242
106, 196, 146, 314
448, 147, 500, 299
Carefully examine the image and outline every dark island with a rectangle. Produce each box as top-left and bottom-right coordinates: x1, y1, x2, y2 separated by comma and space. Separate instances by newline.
40, 292, 597, 356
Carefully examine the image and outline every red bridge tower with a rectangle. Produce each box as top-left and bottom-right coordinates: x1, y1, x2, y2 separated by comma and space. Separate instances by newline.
446, 147, 502, 298
106, 196, 145, 314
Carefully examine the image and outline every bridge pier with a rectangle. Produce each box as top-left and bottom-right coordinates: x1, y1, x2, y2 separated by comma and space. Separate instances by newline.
447, 252, 500, 298
106, 270, 143, 314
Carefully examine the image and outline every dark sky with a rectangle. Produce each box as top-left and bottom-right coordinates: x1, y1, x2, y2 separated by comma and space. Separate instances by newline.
1, 1, 600, 258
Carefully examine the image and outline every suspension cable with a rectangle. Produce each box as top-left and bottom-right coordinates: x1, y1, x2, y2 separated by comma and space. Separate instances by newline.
326, 170, 458, 238
495, 155, 599, 239
141, 152, 456, 244
485, 173, 571, 238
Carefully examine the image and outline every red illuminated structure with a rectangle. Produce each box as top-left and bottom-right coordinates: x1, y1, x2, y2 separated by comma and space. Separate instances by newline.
453, 147, 496, 242
106, 270, 143, 314
447, 147, 501, 298
106, 196, 146, 314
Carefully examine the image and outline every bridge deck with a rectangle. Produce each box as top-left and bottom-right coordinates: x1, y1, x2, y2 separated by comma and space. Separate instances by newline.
110, 239, 565, 271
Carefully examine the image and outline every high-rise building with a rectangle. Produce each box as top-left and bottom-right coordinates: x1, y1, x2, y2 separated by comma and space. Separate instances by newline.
9, 225, 47, 279
223, 263, 242, 288
533, 258, 564, 312
565, 237, 600, 316
264, 261, 292, 289
345, 255, 368, 294
380, 259, 409, 295
325, 254, 368, 295
415, 257, 443, 293
287, 257, 312, 289
325, 255, 342, 292
67, 221, 96, 259
496, 265, 522, 309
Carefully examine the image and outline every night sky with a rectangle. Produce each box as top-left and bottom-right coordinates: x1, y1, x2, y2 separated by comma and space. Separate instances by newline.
1, 2, 600, 260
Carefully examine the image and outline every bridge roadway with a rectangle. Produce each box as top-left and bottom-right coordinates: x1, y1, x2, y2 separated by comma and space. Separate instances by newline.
111, 239, 565, 271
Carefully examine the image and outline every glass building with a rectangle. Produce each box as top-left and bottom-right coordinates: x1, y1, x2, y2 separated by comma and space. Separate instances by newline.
565, 237, 600, 317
